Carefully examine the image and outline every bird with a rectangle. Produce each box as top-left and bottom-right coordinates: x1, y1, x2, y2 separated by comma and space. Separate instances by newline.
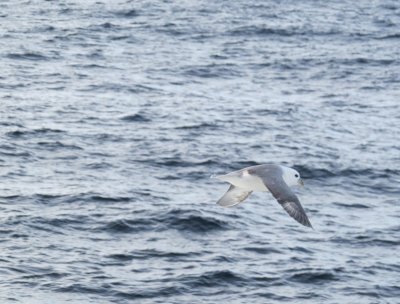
213, 164, 312, 228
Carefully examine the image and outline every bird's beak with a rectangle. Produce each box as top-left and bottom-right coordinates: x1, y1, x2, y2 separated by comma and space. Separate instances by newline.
298, 178, 304, 187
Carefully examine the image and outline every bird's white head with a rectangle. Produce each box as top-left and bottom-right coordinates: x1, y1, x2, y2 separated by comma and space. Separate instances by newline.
281, 166, 304, 187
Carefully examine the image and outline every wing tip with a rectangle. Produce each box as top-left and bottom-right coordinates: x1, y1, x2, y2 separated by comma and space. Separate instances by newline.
301, 218, 313, 229
305, 222, 314, 229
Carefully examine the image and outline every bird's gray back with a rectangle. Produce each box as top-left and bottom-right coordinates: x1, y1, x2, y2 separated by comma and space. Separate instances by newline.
249, 164, 312, 228
247, 164, 283, 184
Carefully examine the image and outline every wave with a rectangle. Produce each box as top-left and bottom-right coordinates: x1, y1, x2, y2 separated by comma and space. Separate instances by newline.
100, 209, 229, 234
228, 25, 341, 37
149, 158, 220, 168
36, 141, 83, 151
287, 270, 339, 284
111, 286, 184, 300
333, 202, 370, 209
107, 249, 202, 261
243, 246, 282, 255
331, 232, 400, 247
295, 165, 400, 180
113, 9, 139, 18
183, 64, 243, 79
174, 123, 218, 130
6, 128, 65, 138
120, 113, 151, 122
376, 33, 400, 39
181, 270, 246, 288
6, 52, 50, 61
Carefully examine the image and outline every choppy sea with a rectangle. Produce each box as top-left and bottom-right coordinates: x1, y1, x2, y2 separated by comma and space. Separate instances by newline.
1, 1, 400, 303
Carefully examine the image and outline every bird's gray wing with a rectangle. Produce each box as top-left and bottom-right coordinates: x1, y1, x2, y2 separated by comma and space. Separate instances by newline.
217, 185, 252, 207
259, 173, 312, 228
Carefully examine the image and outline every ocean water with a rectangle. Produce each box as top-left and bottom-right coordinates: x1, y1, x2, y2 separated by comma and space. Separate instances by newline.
1, 0, 400, 303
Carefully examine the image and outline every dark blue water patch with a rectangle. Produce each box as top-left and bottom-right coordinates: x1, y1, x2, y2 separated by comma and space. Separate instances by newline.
250, 292, 291, 301
183, 64, 243, 79
92, 133, 125, 142
0, 229, 14, 236
333, 202, 370, 209
84, 162, 115, 170
0, 149, 32, 158
11, 194, 65, 205
211, 255, 236, 263
376, 33, 400, 39
31, 215, 94, 229
288, 246, 314, 254
181, 270, 247, 288
20, 272, 68, 280
56, 284, 106, 295
113, 8, 140, 18
256, 56, 397, 72
174, 122, 218, 130
156, 174, 181, 181
0, 194, 23, 203
157, 169, 211, 181
111, 286, 185, 300
181, 271, 283, 291
329, 58, 397, 66
155, 22, 188, 37
295, 165, 400, 181
256, 108, 295, 116
287, 270, 340, 284
242, 246, 283, 255
10, 232, 44, 239
331, 234, 400, 247
102, 219, 146, 233
354, 235, 399, 246
99, 22, 117, 30
78, 83, 157, 94
151, 158, 220, 169
343, 287, 382, 303
100, 209, 229, 234
106, 253, 135, 261
368, 262, 400, 274
6, 128, 65, 138
67, 63, 110, 70
0, 121, 24, 127
228, 25, 341, 38
83, 195, 132, 203
36, 141, 83, 151
3, 193, 133, 206
4, 214, 81, 230
164, 211, 228, 233
374, 285, 400, 298
6, 52, 50, 61
25, 222, 67, 235
379, 3, 399, 10
33, 25, 56, 32
107, 249, 204, 262
120, 113, 151, 122
109, 34, 136, 41
360, 85, 385, 91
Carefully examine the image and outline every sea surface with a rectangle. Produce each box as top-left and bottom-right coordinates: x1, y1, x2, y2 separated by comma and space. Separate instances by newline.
1, 1, 400, 303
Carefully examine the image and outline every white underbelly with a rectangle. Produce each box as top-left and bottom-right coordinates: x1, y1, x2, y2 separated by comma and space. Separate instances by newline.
218, 172, 268, 192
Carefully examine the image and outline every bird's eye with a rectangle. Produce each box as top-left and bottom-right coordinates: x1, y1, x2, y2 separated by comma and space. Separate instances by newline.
295, 174, 299, 178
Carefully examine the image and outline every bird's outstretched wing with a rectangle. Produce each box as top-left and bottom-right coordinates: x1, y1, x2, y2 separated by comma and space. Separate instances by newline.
217, 185, 252, 207
259, 173, 312, 228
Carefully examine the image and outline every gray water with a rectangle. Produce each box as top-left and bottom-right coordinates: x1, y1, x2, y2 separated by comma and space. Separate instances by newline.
1, 1, 400, 303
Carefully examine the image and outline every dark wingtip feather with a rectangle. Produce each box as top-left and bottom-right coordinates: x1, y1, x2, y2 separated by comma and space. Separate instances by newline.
304, 220, 313, 229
